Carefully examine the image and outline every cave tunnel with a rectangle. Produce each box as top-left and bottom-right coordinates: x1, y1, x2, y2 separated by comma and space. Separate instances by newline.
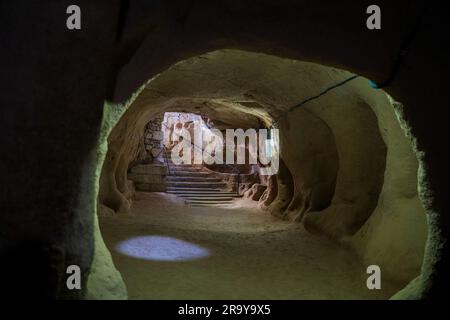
0, 1, 449, 301
96, 50, 427, 299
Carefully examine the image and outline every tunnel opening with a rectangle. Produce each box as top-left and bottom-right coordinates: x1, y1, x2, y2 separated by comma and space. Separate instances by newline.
92, 49, 428, 300
128, 110, 275, 208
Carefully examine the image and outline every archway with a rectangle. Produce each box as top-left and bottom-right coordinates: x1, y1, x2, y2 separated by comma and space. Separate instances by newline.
92, 50, 427, 299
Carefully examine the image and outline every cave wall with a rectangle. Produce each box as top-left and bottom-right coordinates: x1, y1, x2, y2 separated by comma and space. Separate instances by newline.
346, 83, 428, 286
99, 97, 152, 214
273, 108, 338, 221
299, 76, 428, 286
143, 116, 165, 164
0, 1, 125, 299
302, 88, 387, 238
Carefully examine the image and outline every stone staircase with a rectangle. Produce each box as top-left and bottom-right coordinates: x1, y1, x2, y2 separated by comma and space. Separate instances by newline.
164, 150, 240, 207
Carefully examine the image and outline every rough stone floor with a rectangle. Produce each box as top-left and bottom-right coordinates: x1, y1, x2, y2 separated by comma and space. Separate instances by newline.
99, 192, 400, 299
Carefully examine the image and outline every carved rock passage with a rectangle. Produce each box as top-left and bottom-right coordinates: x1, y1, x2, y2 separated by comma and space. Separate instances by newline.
100, 50, 427, 288
3, 1, 445, 299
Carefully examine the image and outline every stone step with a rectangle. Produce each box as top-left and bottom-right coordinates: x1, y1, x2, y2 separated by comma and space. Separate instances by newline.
181, 196, 235, 201
168, 171, 211, 177
166, 162, 202, 166
163, 155, 236, 204
166, 181, 226, 188
184, 199, 234, 205
189, 203, 234, 208
178, 191, 235, 195
168, 166, 207, 172
168, 163, 204, 167
168, 191, 238, 196
167, 187, 224, 192
166, 176, 221, 183
165, 152, 203, 157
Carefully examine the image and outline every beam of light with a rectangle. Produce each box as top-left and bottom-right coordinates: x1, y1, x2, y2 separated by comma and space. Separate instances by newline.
115, 236, 210, 261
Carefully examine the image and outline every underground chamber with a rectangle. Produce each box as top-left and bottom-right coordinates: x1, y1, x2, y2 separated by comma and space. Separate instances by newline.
89, 50, 428, 300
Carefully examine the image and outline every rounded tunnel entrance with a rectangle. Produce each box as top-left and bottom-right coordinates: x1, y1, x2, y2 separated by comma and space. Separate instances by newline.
92, 50, 428, 299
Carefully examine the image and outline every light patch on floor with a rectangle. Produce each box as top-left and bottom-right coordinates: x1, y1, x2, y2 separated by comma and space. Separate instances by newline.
116, 235, 210, 261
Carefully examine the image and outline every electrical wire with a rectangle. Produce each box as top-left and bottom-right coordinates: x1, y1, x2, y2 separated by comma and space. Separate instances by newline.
287, 75, 359, 112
